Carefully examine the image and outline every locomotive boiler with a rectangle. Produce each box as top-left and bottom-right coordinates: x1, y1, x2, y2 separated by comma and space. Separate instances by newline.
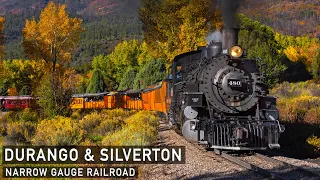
168, 27, 284, 151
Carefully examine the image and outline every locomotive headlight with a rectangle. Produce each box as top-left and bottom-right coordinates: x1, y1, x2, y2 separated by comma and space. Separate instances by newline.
229, 45, 243, 58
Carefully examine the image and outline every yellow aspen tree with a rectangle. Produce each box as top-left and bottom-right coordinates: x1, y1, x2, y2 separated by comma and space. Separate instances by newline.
22, 2, 84, 73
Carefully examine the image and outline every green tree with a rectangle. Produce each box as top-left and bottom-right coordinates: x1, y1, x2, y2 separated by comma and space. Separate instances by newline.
238, 14, 287, 87
133, 59, 166, 90
86, 69, 106, 93
312, 51, 320, 79
91, 40, 154, 90
108, 39, 140, 83
36, 68, 78, 118
91, 55, 117, 91
118, 68, 137, 91
0, 59, 46, 95
37, 74, 58, 118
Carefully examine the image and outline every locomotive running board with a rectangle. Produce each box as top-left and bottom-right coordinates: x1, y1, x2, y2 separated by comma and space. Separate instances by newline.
210, 145, 267, 150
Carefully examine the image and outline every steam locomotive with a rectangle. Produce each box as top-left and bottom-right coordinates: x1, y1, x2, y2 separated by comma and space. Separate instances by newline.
168, 28, 284, 151
1, 27, 284, 152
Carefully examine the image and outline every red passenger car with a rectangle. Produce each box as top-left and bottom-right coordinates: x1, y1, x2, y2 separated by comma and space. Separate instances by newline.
3, 96, 31, 110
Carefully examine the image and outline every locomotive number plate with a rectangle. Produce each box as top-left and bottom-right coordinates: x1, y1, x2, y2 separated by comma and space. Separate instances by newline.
228, 79, 242, 87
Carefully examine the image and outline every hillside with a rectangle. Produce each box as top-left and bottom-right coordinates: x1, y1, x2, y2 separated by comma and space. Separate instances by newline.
1, 0, 319, 72
0, 0, 142, 71
241, 0, 320, 38
0, 0, 140, 17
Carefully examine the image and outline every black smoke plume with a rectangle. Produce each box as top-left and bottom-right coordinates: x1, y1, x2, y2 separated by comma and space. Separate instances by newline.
221, 0, 242, 28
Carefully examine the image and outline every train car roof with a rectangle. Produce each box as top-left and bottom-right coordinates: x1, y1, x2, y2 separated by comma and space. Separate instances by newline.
142, 82, 163, 92
4, 96, 32, 100
72, 92, 109, 98
107, 92, 118, 96
125, 89, 142, 94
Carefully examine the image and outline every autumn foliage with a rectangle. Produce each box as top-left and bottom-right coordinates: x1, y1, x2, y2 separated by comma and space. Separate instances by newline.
28, 109, 158, 146
140, 0, 219, 63
271, 81, 320, 124
22, 2, 84, 72
275, 33, 320, 77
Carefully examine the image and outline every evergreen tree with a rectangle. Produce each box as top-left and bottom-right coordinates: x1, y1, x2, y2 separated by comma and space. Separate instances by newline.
238, 14, 287, 87
86, 69, 106, 93
118, 68, 137, 91
312, 51, 320, 79
133, 59, 166, 90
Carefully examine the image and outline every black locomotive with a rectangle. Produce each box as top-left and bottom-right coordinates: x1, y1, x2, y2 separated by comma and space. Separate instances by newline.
168, 27, 284, 151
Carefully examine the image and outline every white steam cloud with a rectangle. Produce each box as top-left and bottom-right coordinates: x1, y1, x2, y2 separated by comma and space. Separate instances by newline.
205, 29, 222, 44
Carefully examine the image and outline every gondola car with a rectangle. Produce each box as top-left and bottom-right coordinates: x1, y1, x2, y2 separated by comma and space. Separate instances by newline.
105, 92, 120, 109
141, 82, 167, 114
125, 90, 143, 110
71, 93, 108, 109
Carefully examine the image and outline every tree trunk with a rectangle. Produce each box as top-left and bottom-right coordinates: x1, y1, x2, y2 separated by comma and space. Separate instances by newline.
51, 45, 58, 113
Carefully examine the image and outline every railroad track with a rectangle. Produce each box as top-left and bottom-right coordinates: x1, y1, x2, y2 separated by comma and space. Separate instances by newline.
157, 122, 320, 179
220, 152, 320, 180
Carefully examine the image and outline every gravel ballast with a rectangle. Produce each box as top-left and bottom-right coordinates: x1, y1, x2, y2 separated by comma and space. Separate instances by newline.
139, 122, 263, 180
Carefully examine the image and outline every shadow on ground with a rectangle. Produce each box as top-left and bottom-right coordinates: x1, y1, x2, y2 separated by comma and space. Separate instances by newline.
180, 163, 320, 180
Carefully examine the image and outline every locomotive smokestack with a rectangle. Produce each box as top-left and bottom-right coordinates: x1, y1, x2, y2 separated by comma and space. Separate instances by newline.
221, 0, 242, 52
222, 28, 239, 51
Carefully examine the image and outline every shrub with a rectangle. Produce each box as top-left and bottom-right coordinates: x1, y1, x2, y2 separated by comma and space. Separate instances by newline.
0, 113, 8, 135
79, 112, 102, 135
271, 82, 301, 98
20, 108, 38, 122
93, 119, 124, 136
32, 116, 83, 146
70, 110, 82, 120
304, 107, 320, 124
5, 111, 20, 122
101, 109, 134, 119
306, 136, 320, 152
309, 83, 320, 96
277, 96, 320, 123
102, 111, 159, 146
6, 121, 36, 145
271, 81, 320, 98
